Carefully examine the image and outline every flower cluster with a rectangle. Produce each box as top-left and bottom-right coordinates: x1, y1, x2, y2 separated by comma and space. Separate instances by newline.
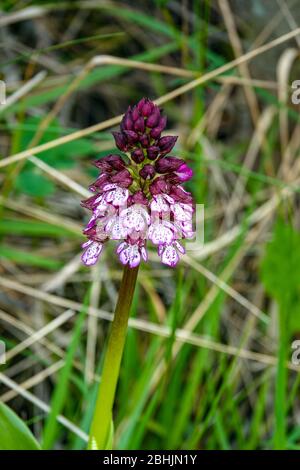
81, 98, 194, 268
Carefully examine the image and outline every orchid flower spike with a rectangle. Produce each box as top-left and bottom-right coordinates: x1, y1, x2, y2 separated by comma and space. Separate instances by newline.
81, 98, 194, 268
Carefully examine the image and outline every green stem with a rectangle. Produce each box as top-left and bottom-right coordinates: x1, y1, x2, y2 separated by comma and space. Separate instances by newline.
88, 265, 139, 450
274, 301, 287, 449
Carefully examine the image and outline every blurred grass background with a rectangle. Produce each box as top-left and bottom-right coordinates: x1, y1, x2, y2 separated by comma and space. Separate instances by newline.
1, 0, 300, 450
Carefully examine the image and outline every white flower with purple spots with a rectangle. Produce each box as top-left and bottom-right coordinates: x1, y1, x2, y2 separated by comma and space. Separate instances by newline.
81, 98, 194, 268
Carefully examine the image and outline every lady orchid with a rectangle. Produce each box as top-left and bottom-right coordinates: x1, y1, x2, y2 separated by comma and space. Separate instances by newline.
81, 98, 194, 268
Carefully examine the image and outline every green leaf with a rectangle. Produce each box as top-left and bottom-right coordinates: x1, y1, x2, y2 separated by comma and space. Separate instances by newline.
0, 244, 62, 270
16, 170, 55, 197
105, 420, 114, 450
260, 219, 300, 304
0, 219, 80, 238
0, 402, 41, 450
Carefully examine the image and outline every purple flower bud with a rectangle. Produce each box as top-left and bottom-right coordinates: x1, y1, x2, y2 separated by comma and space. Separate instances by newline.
111, 169, 133, 187
123, 130, 138, 143
146, 108, 160, 128
155, 156, 183, 173
137, 98, 146, 112
81, 193, 101, 210
112, 131, 128, 151
131, 149, 145, 163
149, 177, 169, 196
89, 174, 111, 192
131, 106, 140, 121
150, 115, 167, 139
169, 185, 193, 203
139, 134, 150, 147
150, 127, 162, 139
137, 98, 154, 117
158, 135, 178, 155
94, 154, 125, 171
130, 190, 148, 205
134, 116, 145, 133
140, 164, 155, 180
147, 146, 160, 160
121, 108, 134, 131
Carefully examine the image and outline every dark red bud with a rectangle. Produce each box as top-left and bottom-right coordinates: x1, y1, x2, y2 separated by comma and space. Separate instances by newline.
89, 174, 111, 192
122, 109, 134, 131
169, 185, 193, 203
131, 106, 140, 121
158, 135, 178, 155
134, 116, 145, 133
146, 108, 160, 128
111, 169, 133, 188
130, 190, 148, 205
141, 99, 154, 117
137, 98, 154, 117
139, 134, 150, 147
131, 149, 145, 163
81, 193, 101, 210
147, 146, 160, 160
123, 130, 138, 143
137, 98, 146, 112
155, 156, 183, 173
149, 177, 169, 196
150, 116, 167, 138
139, 164, 155, 180
94, 154, 125, 171
150, 127, 162, 139
112, 131, 128, 151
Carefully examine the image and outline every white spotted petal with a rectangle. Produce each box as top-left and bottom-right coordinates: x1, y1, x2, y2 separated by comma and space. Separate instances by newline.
160, 245, 179, 267
150, 195, 170, 213
148, 221, 176, 245
121, 205, 150, 232
81, 241, 103, 266
105, 186, 129, 206
105, 216, 128, 240
118, 243, 141, 268
171, 202, 193, 222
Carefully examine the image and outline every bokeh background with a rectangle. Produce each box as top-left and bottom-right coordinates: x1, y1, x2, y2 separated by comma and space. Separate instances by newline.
1, 0, 300, 450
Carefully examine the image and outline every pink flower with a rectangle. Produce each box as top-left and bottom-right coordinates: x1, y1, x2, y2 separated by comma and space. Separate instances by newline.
81, 98, 194, 268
